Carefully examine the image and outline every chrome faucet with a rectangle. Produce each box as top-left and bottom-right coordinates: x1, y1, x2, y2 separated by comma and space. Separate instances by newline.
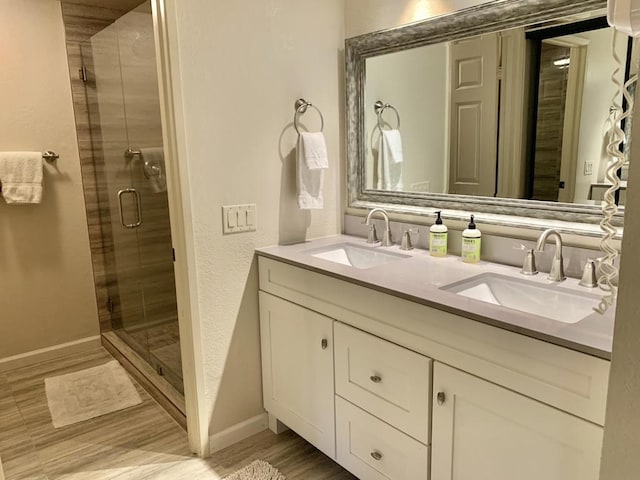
364, 208, 393, 246
535, 229, 566, 282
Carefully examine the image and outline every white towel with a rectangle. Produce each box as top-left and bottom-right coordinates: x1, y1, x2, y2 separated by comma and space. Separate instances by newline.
297, 135, 328, 209
299, 132, 329, 169
376, 130, 404, 191
381, 129, 404, 164
0, 152, 43, 204
140, 147, 167, 193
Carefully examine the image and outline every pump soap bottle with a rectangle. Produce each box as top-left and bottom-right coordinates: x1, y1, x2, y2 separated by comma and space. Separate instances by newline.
461, 215, 481, 263
429, 211, 448, 257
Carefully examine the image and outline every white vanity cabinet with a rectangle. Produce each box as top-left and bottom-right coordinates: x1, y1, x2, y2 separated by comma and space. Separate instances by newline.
258, 291, 336, 459
257, 256, 609, 480
431, 363, 604, 480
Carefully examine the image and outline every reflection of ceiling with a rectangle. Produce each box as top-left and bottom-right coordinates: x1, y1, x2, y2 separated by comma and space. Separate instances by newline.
64, 0, 144, 13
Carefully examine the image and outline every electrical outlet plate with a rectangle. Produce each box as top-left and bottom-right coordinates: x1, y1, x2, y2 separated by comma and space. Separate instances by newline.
584, 162, 593, 176
222, 204, 257, 234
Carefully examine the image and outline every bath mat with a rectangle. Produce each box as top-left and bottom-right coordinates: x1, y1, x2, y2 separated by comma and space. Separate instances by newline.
224, 460, 286, 480
44, 360, 142, 428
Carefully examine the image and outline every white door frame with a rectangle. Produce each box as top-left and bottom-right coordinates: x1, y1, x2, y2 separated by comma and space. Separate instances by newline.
151, 0, 209, 457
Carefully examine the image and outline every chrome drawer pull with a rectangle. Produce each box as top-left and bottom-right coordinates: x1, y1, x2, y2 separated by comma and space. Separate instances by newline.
370, 375, 382, 384
437, 391, 446, 406
370, 451, 383, 461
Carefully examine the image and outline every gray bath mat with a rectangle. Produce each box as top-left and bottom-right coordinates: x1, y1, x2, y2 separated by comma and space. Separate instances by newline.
44, 360, 142, 428
225, 460, 286, 480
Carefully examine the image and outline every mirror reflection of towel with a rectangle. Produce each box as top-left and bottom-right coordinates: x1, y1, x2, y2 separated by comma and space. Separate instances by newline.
376, 129, 404, 191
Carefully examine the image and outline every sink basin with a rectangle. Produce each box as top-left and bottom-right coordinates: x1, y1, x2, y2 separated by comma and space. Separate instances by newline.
306, 243, 409, 269
441, 273, 600, 323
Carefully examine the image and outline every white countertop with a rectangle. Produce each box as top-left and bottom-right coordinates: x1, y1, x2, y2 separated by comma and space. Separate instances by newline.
256, 235, 614, 360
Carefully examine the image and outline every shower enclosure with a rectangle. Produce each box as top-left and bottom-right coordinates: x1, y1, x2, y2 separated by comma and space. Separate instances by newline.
66, 1, 183, 404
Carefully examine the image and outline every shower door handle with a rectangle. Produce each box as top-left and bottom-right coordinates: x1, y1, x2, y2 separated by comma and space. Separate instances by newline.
117, 188, 142, 228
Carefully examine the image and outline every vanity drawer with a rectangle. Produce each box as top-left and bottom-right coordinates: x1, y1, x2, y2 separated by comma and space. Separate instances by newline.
334, 322, 432, 444
336, 396, 430, 480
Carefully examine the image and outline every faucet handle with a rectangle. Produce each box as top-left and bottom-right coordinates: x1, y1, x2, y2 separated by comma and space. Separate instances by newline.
520, 249, 538, 276
579, 259, 598, 288
366, 224, 379, 244
400, 228, 419, 251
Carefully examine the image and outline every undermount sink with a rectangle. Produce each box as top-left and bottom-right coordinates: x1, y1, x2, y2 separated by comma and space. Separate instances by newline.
441, 273, 600, 323
306, 243, 409, 269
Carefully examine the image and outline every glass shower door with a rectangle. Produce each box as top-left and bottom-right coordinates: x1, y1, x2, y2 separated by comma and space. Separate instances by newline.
81, 1, 183, 396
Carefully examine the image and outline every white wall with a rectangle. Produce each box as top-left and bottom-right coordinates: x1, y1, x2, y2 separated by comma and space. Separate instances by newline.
164, 0, 344, 437
573, 28, 627, 204
365, 44, 448, 193
345, 0, 488, 38
0, 0, 99, 358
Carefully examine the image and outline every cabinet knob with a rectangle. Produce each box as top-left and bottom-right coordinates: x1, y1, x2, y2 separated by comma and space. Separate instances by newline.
321, 338, 328, 350
370, 375, 382, 384
370, 450, 383, 461
437, 391, 446, 406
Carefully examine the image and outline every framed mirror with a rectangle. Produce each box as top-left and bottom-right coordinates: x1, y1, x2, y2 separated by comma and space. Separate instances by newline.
346, 0, 635, 227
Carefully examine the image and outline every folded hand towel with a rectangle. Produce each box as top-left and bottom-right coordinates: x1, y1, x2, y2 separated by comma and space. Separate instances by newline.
140, 147, 167, 193
0, 152, 43, 204
300, 132, 329, 170
297, 135, 328, 209
381, 129, 404, 164
376, 131, 403, 191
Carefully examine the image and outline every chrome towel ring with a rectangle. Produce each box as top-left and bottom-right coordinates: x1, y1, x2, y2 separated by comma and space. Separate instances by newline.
374, 101, 401, 130
294, 98, 324, 135
42, 151, 59, 163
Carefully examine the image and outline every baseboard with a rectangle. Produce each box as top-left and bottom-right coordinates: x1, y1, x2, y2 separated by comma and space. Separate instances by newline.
0, 336, 102, 373
210, 413, 268, 454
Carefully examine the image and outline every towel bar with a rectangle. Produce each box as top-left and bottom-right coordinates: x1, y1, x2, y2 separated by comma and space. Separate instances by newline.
294, 98, 324, 135
374, 101, 401, 130
42, 151, 59, 163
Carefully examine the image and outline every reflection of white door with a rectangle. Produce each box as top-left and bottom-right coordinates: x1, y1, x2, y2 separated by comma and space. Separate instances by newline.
448, 34, 499, 196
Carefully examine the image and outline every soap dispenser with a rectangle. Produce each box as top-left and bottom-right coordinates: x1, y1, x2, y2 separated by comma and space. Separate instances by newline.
429, 211, 448, 257
461, 215, 481, 263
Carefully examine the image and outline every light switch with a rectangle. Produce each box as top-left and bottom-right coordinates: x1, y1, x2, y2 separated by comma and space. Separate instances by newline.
237, 208, 246, 227
222, 204, 257, 234
246, 205, 255, 227
584, 162, 593, 176
227, 208, 237, 228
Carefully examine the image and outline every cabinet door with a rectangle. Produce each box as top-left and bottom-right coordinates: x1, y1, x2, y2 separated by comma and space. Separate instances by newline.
259, 292, 335, 459
432, 363, 603, 480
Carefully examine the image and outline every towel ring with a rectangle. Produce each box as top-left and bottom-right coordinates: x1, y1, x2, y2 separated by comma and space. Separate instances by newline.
42, 151, 59, 163
374, 101, 400, 130
294, 98, 324, 135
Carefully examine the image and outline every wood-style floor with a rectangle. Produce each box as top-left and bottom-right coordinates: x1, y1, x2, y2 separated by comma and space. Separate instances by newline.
0, 348, 355, 479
